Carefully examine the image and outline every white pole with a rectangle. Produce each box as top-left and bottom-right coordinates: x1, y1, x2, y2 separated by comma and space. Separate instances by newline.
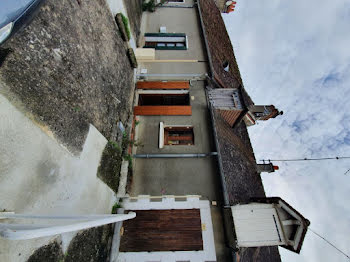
0, 212, 136, 240
1, 213, 124, 220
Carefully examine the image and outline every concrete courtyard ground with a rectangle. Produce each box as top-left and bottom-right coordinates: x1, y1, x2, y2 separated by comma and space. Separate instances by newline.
0, 93, 116, 262
0, 0, 143, 261
0, 0, 134, 154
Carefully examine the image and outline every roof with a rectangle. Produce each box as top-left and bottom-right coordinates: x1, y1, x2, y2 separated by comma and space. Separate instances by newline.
213, 109, 265, 204
213, 109, 282, 262
198, 1, 283, 260
198, 0, 254, 108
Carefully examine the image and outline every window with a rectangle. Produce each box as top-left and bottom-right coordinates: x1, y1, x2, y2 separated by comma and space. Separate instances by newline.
159, 123, 194, 147
144, 33, 187, 50
164, 126, 194, 145
138, 93, 190, 106
164, 127, 194, 145
134, 89, 192, 116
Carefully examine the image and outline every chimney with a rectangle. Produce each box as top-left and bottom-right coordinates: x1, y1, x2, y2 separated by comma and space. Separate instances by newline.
248, 105, 283, 121
225, 1, 236, 13
256, 163, 279, 173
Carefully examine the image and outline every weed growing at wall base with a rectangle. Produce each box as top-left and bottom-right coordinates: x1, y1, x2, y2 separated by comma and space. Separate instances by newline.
120, 13, 131, 41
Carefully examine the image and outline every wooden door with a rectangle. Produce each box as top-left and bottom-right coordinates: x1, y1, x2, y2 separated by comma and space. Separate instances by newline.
120, 209, 203, 252
232, 204, 286, 247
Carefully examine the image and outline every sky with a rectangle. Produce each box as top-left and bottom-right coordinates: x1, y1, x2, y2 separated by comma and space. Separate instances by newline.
223, 1, 350, 261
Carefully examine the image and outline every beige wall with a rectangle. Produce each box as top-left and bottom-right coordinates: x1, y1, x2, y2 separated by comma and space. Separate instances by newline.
138, 61, 208, 79
141, 8, 207, 61
134, 7, 230, 259
131, 81, 230, 259
132, 81, 219, 197
135, 81, 213, 154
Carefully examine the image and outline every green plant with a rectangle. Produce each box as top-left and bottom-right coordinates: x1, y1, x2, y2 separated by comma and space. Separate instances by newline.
122, 131, 131, 149
135, 120, 140, 126
123, 154, 133, 169
73, 106, 80, 112
142, 0, 168, 12
123, 154, 132, 162
109, 141, 121, 153
111, 202, 122, 214
120, 13, 131, 41
122, 131, 128, 138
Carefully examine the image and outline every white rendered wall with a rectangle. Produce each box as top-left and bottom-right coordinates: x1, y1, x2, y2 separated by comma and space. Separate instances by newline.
116, 195, 217, 262
231, 204, 286, 247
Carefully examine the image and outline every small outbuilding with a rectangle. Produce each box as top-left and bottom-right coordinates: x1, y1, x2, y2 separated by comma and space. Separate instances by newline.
229, 197, 310, 253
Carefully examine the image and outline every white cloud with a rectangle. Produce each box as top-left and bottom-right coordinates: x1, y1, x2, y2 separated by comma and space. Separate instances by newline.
223, 0, 350, 261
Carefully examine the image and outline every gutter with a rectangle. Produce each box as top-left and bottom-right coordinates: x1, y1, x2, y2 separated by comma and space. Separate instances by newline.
208, 101, 239, 262
197, 0, 230, 206
197, 4, 240, 260
196, 0, 232, 90
196, 0, 215, 79
207, 101, 230, 206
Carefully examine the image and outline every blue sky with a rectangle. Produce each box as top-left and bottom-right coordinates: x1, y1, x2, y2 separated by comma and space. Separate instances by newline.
223, 0, 350, 261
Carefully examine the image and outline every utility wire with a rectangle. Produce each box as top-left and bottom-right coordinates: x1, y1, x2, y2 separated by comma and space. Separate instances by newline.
344, 168, 350, 175
259, 156, 350, 175
309, 228, 350, 260
259, 156, 350, 162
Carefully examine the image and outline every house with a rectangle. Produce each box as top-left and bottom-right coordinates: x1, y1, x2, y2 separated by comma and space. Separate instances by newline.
117, 0, 309, 261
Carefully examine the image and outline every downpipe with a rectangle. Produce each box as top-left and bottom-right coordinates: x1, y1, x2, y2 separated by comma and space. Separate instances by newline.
133, 152, 218, 158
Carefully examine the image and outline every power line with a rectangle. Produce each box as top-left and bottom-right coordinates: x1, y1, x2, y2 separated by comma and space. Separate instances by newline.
259, 156, 350, 175
309, 228, 350, 260
259, 156, 350, 162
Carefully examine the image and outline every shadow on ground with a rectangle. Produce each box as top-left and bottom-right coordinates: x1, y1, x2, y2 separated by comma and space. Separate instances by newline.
27, 225, 114, 262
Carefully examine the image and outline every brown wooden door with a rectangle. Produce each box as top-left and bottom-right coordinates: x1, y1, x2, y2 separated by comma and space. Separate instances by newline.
120, 209, 203, 252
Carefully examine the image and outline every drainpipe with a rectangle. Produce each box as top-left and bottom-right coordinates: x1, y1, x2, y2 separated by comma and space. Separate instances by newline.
133, 152, 218, 158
